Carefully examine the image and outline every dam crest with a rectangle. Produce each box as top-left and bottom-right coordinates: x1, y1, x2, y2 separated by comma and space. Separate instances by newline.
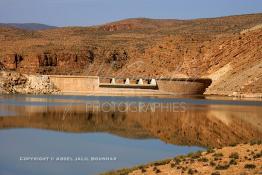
48, 75, 212, 95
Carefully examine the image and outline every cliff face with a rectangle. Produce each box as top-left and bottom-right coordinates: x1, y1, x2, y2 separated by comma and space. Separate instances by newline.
0, 14, 262, 96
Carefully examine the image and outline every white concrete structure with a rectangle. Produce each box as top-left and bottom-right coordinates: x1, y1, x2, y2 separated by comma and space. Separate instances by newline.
110, 78, 116, 84
138, 78, 143, 85
125, 78, 130, 85
150, 79, 157, 86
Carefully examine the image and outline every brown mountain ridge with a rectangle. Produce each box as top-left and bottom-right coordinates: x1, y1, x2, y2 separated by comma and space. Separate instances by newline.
0, 13, 262, 97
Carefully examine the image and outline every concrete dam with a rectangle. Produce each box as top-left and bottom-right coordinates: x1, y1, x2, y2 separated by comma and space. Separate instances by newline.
49, 75, 212, 96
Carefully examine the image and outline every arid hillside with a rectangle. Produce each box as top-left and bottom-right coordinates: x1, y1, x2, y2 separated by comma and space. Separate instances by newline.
0, 13, 262, 96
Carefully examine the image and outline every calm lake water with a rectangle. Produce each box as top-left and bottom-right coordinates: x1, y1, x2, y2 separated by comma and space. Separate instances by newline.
0, 95, 261, 175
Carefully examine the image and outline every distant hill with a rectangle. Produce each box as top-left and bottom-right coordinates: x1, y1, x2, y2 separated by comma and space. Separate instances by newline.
100, 13, 262, 34
0, 23, 56, 30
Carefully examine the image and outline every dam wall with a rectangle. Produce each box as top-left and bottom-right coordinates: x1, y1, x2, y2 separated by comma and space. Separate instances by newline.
157, 79, 210, 95
49, 75, 211, 95
49, 75, 99, 93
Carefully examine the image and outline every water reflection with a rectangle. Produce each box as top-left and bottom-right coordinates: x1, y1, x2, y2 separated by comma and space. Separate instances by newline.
0, 95, 261, 175
0, 95, 261, 147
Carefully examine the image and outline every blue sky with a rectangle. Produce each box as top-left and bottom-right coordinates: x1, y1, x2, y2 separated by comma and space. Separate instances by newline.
0, 0, 262, 26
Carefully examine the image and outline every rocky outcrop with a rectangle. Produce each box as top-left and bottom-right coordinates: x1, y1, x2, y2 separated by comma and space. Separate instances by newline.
106, 50, 129, 70
103, 23, 134, 32
38, 52, 57, 67
0, 62, 4, 70
0, 71, 59, 94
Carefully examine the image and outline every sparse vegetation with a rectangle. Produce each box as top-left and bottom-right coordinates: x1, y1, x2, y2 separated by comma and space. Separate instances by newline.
253, 151, 262, 159
213, 153, 223, 158
141, 168, 146, 173
244, 164, 256, 169
207, 148, 215, 154
210, 160, 216, 167
215, 163, 230, 170
188, 168, 197, 174
250, 140, 262, 145
189, 151, 202, 159
102, 143, 262, 175
229, 152, 239, 159
229, 143, 237, 147
170, 163, 176, 168
174, 157, 181, 164
229, 159, 237, 165
153, 167, 161, 173
198, 157, 209, 162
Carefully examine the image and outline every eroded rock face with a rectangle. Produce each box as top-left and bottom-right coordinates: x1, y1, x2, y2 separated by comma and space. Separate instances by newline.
86, 50, 95, 63
0, 71, 59, 94
14, 54, 23, 68
106, 50, 129, 70
0, 71, 27, 93
103, 23, 134, 32
38, 53, 57, 67
0, 62, 4, 70
1, 53, 23, 70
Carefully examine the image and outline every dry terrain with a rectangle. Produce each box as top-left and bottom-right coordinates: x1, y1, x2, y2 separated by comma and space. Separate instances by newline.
0, 13, 262, 96
103, 143, 262, 175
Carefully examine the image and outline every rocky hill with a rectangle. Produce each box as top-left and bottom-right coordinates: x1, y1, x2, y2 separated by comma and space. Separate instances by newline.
0, 13, 262, 97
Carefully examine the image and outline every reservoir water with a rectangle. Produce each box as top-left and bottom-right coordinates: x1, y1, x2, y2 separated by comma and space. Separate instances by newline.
0, 95, 261, 175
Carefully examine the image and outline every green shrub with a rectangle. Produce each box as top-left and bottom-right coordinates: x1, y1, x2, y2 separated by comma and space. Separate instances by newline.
229, 159, 237, 165
229, 152, 239, 159
174, 158, 181, 164
253, 151, 262, 159
213, 153, 223, 158
170, 163, 176, 168
210, 160, 216, 167
155, 169, 161, 173
198, 157, 209, 162
153, 166, 161, 173
229, 143, 237, 147
215, 163, 230, 170
250, 140, 262, 145
141, 168, 146, 173
188, 168, 197, 174
244, 164, 256, 169
207, 148, 215, 154
211, 172, 220, 175
190, 151, 202, 159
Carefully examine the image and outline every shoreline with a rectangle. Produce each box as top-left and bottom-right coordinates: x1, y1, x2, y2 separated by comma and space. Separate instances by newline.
102, 142, 262, 175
